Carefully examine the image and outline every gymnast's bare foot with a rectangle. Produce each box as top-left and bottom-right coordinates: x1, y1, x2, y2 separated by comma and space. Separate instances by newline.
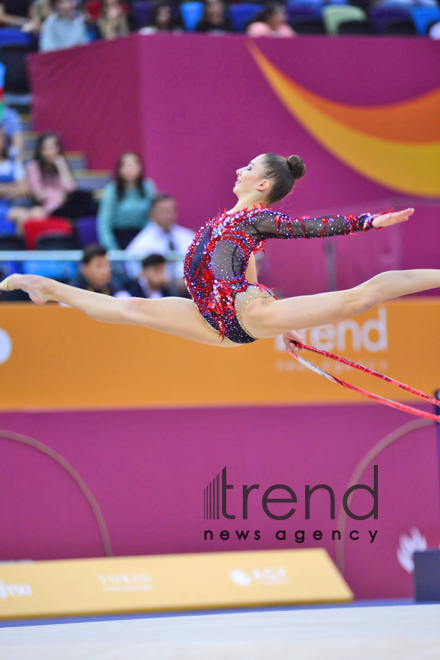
0, 274, 50, 305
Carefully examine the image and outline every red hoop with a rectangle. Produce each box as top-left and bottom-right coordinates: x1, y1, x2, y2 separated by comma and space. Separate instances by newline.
288, 341, 440, 422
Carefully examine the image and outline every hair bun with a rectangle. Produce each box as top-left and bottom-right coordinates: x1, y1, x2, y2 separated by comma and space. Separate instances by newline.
286, 155, 306, 180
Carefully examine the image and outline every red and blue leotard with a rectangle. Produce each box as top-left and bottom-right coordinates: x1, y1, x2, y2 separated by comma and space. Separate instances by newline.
183, 205, 383, 344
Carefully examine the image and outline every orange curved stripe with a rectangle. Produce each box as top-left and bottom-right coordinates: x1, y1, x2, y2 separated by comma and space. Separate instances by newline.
248, 43, 440, 143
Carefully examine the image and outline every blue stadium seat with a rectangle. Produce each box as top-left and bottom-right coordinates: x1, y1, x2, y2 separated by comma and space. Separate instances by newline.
229, 4, 264, 32
0, 29, 32, 48
370, 5, 412, 33
410, 6, 440, 34
0, 217, 17, 237
132, 1, 153, 28
287, 3, 323, 22
180, 2, 204, 31
287, 0, 323, 7
76, 216, 98, 249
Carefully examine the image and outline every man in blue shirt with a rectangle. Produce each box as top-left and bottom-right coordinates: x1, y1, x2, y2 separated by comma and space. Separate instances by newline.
40, 0, 87, 52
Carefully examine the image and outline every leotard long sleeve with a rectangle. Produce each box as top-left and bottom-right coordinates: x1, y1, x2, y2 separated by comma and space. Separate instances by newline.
183, 205, 386, 341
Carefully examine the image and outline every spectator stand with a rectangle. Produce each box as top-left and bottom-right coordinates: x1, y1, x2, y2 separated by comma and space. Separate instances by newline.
0, 249, 187, 296
109, 0, 440, 34
0, 106, 112, 285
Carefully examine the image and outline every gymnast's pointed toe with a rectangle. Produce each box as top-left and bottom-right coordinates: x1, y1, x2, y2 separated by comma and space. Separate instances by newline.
0, 275, 18, 292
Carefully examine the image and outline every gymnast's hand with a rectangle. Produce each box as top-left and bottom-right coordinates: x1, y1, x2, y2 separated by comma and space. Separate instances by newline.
282, 330, 305, 355
372, 208, 414, 228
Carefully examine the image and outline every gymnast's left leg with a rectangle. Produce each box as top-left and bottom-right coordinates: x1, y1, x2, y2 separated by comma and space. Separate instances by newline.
241, 269, 440, 339
0, 274, 240, 347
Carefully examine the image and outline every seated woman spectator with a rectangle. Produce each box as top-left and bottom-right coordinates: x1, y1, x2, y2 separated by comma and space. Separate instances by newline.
97, 151, 156, 250
139, 1, 182, 34
39, 0, 88, 51
97, 0, 129, 39
246, 3, 297, 38
196, 0, 233, 34
8, 131, 97, 233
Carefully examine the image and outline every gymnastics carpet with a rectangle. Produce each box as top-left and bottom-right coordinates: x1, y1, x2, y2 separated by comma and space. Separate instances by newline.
0, 601, 439, 659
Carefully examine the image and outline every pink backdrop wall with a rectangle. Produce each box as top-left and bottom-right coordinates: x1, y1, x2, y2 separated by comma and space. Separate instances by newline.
28, 36, 440, 297
1, 403, 439, 600
18, 38, 440, 602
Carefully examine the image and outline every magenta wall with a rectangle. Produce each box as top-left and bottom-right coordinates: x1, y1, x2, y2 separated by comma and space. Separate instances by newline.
1, 403, 439, 600
28, 35, 440, 220
28, 36, 440, 297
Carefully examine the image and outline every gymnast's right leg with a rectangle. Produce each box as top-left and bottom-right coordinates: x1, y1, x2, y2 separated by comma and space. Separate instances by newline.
0, 274, 239, 348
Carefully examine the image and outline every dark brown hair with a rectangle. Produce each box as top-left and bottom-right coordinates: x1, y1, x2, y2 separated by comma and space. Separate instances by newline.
150, 193, 175, 210
263, 153, 306, 205
115, 152, 146, 201
82, 244, 107, 265
34, 131, 68, 182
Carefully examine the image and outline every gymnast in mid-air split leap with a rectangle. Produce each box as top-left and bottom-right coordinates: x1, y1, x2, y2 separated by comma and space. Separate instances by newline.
1, 153, 439, 353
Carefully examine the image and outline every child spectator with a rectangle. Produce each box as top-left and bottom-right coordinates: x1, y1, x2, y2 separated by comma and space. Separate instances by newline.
98, 0, 129, 39
125, 193, 195, 295
126, 253, 172, 298
68, 244, 127, 295
40, 0, 88, 51
196, 0, 233, 34
139, 1, 182, 34
97, 151, 156, 250
246, 3, 297, 38
8, 131, 97, 233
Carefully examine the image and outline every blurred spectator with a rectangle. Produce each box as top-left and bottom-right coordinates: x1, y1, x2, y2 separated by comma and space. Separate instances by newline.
429, 21, 440, 38
126, 253, 172, 298
139, 1, 182, 34
98, 0, 129, 38
97, 151, 156, 250
0, 128, 28, 229
40, 0, 87, 51
1, 106, 25, 160
0, 1, 31, 27
68, 243, 127, 295
196, 0, 233, 33
8, 131, 98, 233
22, 0, 52, 34
125, 193, 195, 295
246, 3, 297, 37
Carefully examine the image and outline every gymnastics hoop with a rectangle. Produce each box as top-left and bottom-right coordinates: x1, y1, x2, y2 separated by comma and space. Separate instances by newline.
287, 341, 440, 423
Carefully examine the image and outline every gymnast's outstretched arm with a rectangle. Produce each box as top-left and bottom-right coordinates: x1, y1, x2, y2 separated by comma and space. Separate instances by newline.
250, 207, 414, 240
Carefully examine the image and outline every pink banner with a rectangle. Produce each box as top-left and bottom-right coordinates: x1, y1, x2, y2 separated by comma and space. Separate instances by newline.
1, 403, 439, 600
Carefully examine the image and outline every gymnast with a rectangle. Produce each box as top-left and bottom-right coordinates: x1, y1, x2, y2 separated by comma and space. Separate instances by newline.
1, 153, 439, 352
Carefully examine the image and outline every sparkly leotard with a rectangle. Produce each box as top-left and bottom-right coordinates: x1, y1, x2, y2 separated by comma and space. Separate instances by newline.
183, 205, 383, 344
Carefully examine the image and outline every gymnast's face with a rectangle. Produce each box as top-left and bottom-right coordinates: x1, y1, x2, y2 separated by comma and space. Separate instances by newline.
233, 154, 270, 200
